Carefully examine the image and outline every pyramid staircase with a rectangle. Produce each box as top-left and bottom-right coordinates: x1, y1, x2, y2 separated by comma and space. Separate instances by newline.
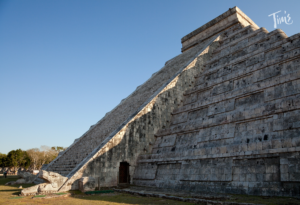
46, 22, 255, 178
46, 137, 100, 176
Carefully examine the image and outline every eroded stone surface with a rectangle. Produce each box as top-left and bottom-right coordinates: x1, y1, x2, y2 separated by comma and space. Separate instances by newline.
21, 184, 39, 196
40, 170, 67, 185
18, 171, 36, 183
79, 177, 95, 192
133, 24, 300, 196
21, 171, 67, 196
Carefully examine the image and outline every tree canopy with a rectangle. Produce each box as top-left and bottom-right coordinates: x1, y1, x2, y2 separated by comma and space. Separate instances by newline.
6, 149, 31, 170
0, 153, 7, 167
0, 146, 67, 171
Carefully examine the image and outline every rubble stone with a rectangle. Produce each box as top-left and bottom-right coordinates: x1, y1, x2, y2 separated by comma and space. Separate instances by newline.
18, 171, 36, 183
21, 184, 39, 196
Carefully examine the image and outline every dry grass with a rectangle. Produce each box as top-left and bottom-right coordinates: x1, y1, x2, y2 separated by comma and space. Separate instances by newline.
226, 194, 300, 205
0, 175, 194, 205
1, 175, 300, 205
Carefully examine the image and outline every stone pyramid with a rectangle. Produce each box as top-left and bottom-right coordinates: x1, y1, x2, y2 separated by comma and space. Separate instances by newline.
41, 6, 300, 196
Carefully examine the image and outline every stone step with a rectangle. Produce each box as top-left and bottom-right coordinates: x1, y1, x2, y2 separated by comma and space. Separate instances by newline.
52, 161, 71, 165
181, 19, 245, 52
49, 168, 74, 172
193, 30, 287, 81
55, 159, 81, 163
206, 31, 268, 70
219, 25, 257, 44
56, 171, 70, 176
45, 169, 70, 176
51, 165, 77, 170
55, 162, 76, 167
158, 70, 300, 137
183, 35, 293, 99
205, 31, 286, 73
173, 56, 300, 119
50, 164, 77, 169
213, 26, 265, 55
51, 164, 71, 168
51, 164, 75, 167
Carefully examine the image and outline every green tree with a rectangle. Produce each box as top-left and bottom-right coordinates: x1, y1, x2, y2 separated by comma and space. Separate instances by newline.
6, 149, 31, 173
0, 153, 7, 167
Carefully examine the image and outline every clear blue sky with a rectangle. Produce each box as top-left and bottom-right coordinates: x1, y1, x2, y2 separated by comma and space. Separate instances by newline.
1, 0, 299, 154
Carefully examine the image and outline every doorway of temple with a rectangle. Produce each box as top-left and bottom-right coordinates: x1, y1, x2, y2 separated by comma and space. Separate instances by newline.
119, 162, 130, 184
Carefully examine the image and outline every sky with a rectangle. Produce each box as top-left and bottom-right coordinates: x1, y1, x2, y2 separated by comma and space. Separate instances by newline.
1, 0, 300, 154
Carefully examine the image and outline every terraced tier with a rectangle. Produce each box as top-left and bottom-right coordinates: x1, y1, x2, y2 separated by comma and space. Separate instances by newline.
133, 23, 300, 196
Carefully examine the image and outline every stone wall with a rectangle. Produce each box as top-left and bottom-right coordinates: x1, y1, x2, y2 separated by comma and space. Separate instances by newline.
134, 22, 300, 196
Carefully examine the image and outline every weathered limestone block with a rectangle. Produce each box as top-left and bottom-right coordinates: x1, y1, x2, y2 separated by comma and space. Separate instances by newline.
15, 178, 26, 184
20, 183, 60, 196
20, 184, 39, 196
32, 164, 48, 184
38, 182, 59, 193
33, 177, 46, 184
78, 177, 96, 192
18, 171, 36, 183
134, 163, 157, 180
20, 170, 67, 196
40, 170, 67, 186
